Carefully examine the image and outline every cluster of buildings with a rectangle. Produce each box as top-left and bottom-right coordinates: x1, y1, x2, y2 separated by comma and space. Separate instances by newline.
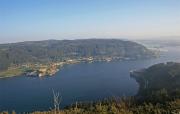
26, 63, 60, 77
25, 56, 128, 77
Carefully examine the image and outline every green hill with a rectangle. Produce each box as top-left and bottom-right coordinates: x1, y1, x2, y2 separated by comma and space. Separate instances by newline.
131, 62, 180, 102
0, 39, 154, 71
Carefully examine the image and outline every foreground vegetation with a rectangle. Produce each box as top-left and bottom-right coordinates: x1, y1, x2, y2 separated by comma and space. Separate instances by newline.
33, 98, 180, 114
1, 98, 179, 114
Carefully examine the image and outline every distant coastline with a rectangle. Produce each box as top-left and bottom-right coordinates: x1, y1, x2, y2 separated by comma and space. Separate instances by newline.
0, 56, 151, 78
0, 39, 157, 78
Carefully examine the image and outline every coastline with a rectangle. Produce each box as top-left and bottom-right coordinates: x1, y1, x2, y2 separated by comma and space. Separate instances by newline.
0, 74, 23, 79
0, 55, 157, 79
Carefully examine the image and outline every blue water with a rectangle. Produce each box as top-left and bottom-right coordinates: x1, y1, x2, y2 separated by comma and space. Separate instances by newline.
0, 46, 180, 112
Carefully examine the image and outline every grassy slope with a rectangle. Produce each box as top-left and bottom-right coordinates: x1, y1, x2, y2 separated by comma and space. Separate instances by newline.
1, 98, 180, 114
0, 68, 23, 78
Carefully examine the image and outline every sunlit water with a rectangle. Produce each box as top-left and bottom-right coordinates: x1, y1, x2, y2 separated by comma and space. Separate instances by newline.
0, 46, 180, 112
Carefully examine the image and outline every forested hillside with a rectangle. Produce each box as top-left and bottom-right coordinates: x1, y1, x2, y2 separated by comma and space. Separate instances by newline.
131, 62, 180, 103
0, 39, 154, 71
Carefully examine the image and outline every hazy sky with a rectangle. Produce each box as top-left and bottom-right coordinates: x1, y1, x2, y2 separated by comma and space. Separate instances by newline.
0, 0, 180, 43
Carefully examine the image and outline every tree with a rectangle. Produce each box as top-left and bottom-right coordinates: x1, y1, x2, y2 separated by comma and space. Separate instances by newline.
52, 90, 62, 114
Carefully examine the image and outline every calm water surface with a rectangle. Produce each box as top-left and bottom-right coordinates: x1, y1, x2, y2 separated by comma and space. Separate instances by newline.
0, 46, 180, 112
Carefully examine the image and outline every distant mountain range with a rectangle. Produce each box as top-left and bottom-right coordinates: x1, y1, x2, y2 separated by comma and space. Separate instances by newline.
0, 39, 155, 71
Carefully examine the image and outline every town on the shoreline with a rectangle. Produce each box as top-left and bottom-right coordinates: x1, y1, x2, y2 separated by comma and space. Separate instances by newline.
24, 56, 134, 77
1, 56, 134, 78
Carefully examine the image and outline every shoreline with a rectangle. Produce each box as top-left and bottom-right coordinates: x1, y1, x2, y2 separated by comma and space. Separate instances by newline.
0, 56, 157, 79
0, 74, 23, 79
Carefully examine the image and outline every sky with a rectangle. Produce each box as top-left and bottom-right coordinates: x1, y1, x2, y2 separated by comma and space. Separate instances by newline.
0, 0, 180, 43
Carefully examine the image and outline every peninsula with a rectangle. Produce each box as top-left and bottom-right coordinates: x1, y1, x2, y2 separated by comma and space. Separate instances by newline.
130, 62, 180, 102
0, 39, 156, 78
